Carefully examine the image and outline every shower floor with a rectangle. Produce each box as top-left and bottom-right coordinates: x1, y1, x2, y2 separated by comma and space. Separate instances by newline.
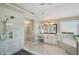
24, 40, 69, 55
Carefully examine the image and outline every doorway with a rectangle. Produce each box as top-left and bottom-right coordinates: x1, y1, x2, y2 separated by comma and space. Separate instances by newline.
24, 19, 34, 48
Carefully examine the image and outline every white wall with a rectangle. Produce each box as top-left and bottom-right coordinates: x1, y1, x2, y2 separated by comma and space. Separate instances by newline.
33, 17, 40, 41
0, 7, 24, 55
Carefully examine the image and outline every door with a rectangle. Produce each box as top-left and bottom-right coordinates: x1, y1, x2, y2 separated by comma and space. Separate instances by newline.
24, 20, 34, 49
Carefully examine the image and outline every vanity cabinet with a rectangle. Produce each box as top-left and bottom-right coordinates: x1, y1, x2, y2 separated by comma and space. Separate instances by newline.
44, 34, 57, 45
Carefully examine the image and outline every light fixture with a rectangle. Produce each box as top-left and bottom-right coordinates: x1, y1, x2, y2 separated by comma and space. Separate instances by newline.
25, 21, 30, 25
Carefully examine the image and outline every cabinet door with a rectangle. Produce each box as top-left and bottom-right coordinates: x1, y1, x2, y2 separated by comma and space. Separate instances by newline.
44, 35, 57, 44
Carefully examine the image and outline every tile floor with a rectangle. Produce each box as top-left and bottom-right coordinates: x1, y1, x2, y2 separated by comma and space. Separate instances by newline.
24, 40, 69, 55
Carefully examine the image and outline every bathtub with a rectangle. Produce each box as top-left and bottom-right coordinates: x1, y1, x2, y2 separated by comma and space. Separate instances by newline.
58, 34, 77, 55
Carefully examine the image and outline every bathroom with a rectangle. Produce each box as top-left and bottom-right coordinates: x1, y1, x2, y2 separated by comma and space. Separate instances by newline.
0, 3, 79, 55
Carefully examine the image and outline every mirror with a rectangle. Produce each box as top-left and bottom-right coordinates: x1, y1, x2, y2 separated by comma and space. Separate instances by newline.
40, 22, 57, 34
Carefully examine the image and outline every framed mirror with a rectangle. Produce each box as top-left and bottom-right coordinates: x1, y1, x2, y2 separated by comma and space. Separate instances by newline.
40, 22, 57, 34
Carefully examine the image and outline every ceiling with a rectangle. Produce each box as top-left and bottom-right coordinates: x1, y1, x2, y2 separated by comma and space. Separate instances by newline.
10, 3, 62, 15
1, 3, 79, 21
8, 3, 79, 21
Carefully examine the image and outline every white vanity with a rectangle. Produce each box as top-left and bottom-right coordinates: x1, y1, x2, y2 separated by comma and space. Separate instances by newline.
39, 34, 57, 45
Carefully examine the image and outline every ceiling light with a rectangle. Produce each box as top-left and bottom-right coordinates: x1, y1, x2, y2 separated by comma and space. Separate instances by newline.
25, 21, 30, 25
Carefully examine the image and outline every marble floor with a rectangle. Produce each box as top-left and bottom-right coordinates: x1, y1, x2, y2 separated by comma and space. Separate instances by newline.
24, 40, 69, 55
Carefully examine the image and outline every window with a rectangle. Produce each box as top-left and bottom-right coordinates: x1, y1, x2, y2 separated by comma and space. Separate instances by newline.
60, 21, 77, 34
